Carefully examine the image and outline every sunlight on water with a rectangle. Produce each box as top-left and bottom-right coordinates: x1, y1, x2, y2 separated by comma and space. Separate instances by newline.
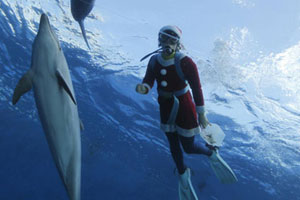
1, 0, 300, 199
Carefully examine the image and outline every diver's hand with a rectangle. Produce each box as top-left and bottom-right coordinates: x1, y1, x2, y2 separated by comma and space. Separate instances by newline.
136, 83, 148, 94
198, 113, 210, 129
197, 106, 210, 128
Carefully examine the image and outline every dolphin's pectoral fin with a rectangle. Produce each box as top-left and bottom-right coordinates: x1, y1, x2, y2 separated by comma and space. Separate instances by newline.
12, 70, 33, 105
80, 119, 84, 131
55, 69, 77, 105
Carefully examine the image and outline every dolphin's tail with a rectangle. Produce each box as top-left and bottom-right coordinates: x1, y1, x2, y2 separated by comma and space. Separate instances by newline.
66, 170, 81, 200
78, 20, 90, 49
59, 147, 81, 200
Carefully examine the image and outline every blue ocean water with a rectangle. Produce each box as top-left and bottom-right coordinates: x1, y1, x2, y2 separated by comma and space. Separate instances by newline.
1, 1, 300, 200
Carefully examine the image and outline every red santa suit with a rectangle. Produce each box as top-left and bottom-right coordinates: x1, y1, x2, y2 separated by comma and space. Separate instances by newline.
142, 53, 205, 137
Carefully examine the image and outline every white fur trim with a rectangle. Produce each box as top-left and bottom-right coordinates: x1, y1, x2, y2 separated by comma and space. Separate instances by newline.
176, 52, 186, 60
176, 126, 201, 137
160, 124, 201, 137
159, 25, 182, 38
157, 53, 175, 66
196, 106, 205, 114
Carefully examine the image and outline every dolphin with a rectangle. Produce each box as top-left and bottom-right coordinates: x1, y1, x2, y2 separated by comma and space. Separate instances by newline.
71, 0, 96, 49
12, 13, 82, 200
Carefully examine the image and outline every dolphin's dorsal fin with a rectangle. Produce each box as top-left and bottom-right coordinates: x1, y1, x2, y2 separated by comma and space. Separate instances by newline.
12, 70, 33, 105
80, 119, 84, 131
55, 69, 77, 105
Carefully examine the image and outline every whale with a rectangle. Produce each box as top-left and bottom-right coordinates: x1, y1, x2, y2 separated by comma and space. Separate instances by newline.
71, 0, 96, 49
12, 13, 82, 200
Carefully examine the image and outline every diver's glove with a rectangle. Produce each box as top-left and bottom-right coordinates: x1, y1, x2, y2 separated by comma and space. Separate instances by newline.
136, 83, 149, 94
196, 106, 210, 129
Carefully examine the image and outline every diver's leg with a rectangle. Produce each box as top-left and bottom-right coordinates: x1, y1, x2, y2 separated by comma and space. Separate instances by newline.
165, 132, 186, 174
179, 135, 212, 156
179, 135, 237, 183
166, 133, 198, 200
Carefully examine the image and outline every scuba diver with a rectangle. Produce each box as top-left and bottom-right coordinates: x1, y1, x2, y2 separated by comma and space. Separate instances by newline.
136, 25, 237, 200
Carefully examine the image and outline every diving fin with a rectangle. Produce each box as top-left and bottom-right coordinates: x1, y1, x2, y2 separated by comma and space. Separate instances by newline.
178, 168, 198, 200
209, 150, 238, 184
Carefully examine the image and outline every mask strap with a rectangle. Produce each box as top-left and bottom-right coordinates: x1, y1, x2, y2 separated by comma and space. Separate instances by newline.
159, 31, 179, 41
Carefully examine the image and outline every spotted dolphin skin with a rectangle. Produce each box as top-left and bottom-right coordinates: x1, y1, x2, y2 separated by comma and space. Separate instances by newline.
71, 0, 96, 49
12, 13, 82, 200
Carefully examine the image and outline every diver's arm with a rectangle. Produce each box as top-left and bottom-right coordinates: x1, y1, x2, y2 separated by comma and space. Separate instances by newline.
182, 57, 209, 128
182, 57, 204, 107
136, 57, 155, 95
